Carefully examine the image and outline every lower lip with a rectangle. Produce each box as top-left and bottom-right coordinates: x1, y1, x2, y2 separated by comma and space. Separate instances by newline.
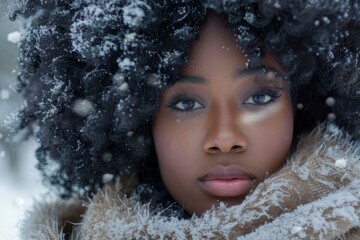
199, 179, 256, 197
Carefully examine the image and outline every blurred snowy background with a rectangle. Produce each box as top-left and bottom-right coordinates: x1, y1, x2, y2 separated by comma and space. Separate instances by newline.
0, 11, 46, 240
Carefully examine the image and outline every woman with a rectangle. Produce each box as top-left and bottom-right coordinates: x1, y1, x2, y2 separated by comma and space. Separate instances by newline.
13, 0, 360, 239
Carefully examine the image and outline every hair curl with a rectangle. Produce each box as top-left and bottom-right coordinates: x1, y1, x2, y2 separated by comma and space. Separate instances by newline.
11, 0, 360, 201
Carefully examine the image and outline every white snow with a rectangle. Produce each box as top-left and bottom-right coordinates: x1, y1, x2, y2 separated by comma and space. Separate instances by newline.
7, 31, 21, 44
322, 17, 331, 24
119, 82, 129, 91
118, 58, 135, 70
0, 89, 11, 99
72, 99, 94, 117
327, 113, 336, 121
102, 173, 114, 183
123, 2, 148, 27
274, 2, 281, 8
297, 103, 304, 110
325, 97, 335, 107
335, 159, 347, 168
102, 152, 113, 162
290, 226, 302, 235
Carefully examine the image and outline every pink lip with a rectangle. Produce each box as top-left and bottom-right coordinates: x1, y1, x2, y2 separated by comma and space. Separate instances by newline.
198, 166, 256, 197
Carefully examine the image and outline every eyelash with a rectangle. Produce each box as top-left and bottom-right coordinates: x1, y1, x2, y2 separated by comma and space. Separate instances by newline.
244, 88, 281, 106
167, 88, 282, 112
167, 95, 204, 112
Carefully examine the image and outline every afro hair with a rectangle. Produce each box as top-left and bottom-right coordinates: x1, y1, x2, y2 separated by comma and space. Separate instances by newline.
11, 0, 360, 199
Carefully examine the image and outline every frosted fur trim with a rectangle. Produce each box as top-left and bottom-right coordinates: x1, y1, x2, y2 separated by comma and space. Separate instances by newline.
238, 180, 360, 240
21, 125, 360, 239
76, 124, 360, 239
21, 197, 84, 240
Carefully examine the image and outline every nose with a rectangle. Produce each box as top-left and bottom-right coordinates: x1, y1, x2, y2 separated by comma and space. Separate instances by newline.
203, 105, 247, 154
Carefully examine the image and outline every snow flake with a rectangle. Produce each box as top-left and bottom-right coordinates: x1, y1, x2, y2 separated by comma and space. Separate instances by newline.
290, 226, 302, 235
322, 16, 331, 24
0, 132, 3, 140
327, 113, 336, 121
102, 152, 113, 162
113, 73, 125, 85
0, 151, 5, 158
125, 32, 136, 42
335, 159, 347, 168
325, 97, 336, 107
126, 131, 134, 137
123, 1, 149, 27
72, 99, 94, 117
244, 12, 255, 24
118, 58, 135, 70
0, 89, 10, 99
13, 198, 25, 208
297, 103, 304, 110
119, 82, 129, 91
274, 2, 281, 8
7, 31, 21, 43
314, 20, 320, 26
102, 173, 114, 183
326, 123, 341, 135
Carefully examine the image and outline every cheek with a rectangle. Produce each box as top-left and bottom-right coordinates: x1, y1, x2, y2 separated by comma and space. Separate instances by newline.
152, 115, 199, 194
240, 96, 294, 175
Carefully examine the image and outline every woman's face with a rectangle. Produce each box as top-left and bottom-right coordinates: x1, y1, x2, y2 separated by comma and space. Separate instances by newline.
152, 13, 294, 216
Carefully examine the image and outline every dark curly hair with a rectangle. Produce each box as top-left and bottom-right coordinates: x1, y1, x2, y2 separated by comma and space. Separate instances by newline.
10, 0, 360, 201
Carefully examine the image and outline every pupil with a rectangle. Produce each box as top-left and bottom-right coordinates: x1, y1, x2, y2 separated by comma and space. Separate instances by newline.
182, 100, 194, 109
253, 95, 265, 103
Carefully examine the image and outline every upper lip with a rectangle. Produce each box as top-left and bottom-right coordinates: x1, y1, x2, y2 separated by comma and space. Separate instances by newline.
199, 165, 256, 181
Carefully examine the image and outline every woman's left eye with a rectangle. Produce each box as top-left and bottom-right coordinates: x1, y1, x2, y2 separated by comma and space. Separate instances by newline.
244, 90, 281, 105
171, 99, 203, 111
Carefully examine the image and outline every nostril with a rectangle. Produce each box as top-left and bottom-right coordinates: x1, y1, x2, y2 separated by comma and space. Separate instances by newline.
208, 146, 219, 153
206, 145, 243, 154
232, 145, 242, 151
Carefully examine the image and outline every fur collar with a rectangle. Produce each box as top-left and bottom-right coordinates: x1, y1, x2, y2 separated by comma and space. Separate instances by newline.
22, 125, 360, 239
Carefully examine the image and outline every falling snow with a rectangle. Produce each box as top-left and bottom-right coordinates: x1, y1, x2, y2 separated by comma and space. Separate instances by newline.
325, 97, 336, 107
12, 198, 25, 208
297, 103, 304, 110
327, 113, 336, 121
119, 82, 129, 91
7, 31, 21, 43
0, 89, 11, 99
72, 99, 94, 117
102, 173, 114, 183
102, 152, 113, 162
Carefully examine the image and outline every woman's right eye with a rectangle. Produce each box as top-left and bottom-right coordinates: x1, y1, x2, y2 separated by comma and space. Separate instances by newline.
169, 99, 204, 111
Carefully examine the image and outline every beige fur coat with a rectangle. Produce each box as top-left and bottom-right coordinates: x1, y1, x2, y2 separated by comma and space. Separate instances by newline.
21, 125, 360, 239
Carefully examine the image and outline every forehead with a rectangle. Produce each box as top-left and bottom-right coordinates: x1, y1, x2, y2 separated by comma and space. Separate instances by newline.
180, 12, 284, 80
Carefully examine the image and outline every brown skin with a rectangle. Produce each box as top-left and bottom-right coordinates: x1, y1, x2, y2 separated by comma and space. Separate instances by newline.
152, 12, 294, 216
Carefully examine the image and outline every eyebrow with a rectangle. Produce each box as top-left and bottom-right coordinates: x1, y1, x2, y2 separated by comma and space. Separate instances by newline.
235, 65, 285, 79
176, 76, 206, 84
177, 65, 285, 85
